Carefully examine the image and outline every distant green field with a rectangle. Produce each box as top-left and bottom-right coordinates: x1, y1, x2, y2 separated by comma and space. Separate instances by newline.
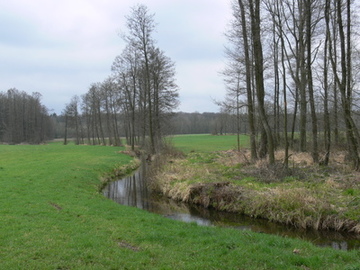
170, 134, 249, 153
1, 143, 359, 269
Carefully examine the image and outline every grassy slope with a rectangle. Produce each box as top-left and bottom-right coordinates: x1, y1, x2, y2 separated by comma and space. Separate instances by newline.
0, 143, 359, 269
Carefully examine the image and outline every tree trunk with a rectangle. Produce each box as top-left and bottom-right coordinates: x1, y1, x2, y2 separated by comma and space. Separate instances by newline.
238, 0, 257, 161
249, 0, 275, 164
305, 0, 318, 163
64, 114, 68, 145
323, 0, 331, 166
330, 0, 360, 169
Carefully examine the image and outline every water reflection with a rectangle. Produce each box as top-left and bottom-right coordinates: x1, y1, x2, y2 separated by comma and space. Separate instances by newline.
104, 165, 150, 209
102, 166, 360, 250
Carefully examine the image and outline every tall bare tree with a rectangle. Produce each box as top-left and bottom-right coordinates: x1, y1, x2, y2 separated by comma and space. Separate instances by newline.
222, 0, 258, 160
125, 4, 157, 153
329, 0, 360, 169
248, 0, 275, 164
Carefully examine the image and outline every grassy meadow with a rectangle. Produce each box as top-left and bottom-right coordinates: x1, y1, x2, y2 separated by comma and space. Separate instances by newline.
0, 141, 360, 269
169, 134, 249, 153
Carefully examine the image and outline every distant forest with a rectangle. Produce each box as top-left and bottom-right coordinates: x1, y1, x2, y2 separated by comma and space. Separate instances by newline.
0, 88, 247, 144
0, 89, 54, 144
0, 89, 245, 143
52, 111, 239, 140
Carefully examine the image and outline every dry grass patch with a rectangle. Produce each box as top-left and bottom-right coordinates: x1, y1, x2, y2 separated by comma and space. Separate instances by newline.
246, 187, 335, 229
216, 149, 252, 166
150, 158, 214, 201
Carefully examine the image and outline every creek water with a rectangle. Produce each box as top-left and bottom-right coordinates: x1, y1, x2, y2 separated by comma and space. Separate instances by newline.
102, 164, 360, 251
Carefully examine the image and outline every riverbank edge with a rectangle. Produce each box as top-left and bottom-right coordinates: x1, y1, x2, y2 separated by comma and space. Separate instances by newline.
98, 156, 141, 191
149, 152, 360, 234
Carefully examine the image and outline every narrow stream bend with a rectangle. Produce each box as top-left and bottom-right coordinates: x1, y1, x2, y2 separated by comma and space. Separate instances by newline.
102, 164, 360, 251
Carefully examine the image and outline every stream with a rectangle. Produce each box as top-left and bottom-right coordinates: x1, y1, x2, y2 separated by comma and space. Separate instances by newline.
102, 164, 360, 251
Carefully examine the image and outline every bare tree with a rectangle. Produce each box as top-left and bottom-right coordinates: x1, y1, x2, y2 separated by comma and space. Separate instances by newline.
62, 4, 179, 152
125, 4, 157, 153
221, 0, 360, 169
112, 4, 179, 153
248, 0, 275, 164
222, 0, 258, 160
322, 0, 332, 165
329, 0, 360, 169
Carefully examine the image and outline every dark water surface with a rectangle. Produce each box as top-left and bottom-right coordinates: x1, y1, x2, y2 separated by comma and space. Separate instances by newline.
102, 165, 360, 250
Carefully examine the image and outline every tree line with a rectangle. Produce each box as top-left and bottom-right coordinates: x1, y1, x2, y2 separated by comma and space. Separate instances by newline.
60, 111, 247, 138
221, 0, 360, 169
0, 89, 54, 144
63, 4, 179, 154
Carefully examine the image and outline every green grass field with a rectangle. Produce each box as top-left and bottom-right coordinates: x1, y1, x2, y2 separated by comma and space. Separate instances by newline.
1, 142, 360, 269
170, 134, 249, 153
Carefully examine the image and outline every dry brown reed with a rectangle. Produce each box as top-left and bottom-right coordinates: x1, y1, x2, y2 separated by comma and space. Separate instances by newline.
149, 148, 360, 233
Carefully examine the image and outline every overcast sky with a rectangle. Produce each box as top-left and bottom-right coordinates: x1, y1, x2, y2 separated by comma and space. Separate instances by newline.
0, 0, 232, 114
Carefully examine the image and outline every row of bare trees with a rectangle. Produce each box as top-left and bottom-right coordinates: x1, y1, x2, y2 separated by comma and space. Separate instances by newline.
0, 89, 54, 144
63, 4, 179, 154
222, 0, 360, 169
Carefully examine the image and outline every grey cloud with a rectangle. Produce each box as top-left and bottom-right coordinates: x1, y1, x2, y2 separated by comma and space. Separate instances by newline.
0, 0, 231, 114
0, 12, 59, 48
